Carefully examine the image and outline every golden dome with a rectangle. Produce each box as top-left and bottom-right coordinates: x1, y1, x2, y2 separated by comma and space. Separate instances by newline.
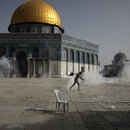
10, 0, 63, 30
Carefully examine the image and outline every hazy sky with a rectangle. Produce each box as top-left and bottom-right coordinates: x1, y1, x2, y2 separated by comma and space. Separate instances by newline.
0, 0, 130, 66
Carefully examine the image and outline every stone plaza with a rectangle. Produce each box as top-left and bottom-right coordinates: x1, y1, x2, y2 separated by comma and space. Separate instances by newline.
0, 78, 130, 130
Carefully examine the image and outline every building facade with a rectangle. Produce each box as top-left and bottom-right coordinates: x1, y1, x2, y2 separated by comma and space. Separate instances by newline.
0, 0, 99, 78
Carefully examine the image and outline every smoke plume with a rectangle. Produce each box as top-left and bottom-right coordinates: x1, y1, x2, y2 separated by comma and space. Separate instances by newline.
0, 56, 12, 77
120, 65, 130, 82
65, 65, 130, 90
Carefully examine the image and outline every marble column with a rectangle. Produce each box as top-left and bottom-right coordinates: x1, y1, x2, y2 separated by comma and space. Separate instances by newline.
43, 60, 45, 77
27, 58, 30, 78
40, 60, 42, 77
33, 59, 36, 78
49, 60, 51, 77
7, 58, 10, 77
6, 47, 9, 57
13, 58, 16, 78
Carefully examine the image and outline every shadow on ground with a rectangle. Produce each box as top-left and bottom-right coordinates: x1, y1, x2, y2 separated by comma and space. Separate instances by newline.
1, 110, 130, 130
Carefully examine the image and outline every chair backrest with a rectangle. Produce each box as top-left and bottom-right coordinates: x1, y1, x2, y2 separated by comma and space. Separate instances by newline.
54, 89, 61, 102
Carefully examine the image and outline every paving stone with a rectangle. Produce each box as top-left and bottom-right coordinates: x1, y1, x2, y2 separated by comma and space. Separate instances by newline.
0, 78, 130, 130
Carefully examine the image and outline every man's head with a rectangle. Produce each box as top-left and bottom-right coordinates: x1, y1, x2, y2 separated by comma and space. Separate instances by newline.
79, 71, 82, 74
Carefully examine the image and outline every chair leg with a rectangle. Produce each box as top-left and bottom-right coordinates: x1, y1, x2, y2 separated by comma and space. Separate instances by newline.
56, 102, 58, 111
56, 102, 69, 113
58, 103, 60, 112
67, 102, 69, 112
63, 103, 65, 113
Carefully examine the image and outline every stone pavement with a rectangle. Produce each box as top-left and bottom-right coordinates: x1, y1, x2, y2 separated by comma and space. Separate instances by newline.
0, 78, 130, 130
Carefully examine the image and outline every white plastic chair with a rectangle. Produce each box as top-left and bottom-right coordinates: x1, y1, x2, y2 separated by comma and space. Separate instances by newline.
54, 90, 69, 113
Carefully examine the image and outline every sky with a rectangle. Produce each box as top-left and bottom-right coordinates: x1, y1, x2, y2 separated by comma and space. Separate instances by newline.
0, 0, 130, 67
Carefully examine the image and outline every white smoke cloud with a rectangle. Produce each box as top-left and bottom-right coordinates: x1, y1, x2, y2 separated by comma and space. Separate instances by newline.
64, 71, 105, 90
83, 71, 105, 85
64, 67, 130, 90
120, 64, 130, 82
0, 56, 12, 77
63, 76, 74, 90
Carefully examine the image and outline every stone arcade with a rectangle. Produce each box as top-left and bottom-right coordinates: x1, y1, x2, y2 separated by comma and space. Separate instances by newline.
0, 0, 99, 78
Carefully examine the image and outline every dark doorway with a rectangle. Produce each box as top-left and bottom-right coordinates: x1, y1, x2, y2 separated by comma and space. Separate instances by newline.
16, 51, 28, 77
45, 60, 49, 77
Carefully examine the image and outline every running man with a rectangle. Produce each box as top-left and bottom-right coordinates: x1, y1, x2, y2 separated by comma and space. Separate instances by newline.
69, 72, 84, 91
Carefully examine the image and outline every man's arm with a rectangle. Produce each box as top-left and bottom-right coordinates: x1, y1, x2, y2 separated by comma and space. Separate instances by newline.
68, 72, 77, 76
80, 77, 84, 80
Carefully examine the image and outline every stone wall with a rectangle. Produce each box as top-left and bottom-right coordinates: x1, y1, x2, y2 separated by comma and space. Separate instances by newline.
60, 61, 99, 77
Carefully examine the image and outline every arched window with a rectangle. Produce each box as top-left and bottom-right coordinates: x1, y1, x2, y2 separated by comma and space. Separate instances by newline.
33, 47, 39, 57
91, 54, 94, 65
95, 55, 98, 65
43, 47, 49, 58
76, 51, 80, 63
0, 47, 6, 57
52, 48, 57, 60
86, 53, 90, 64
81, 52, 85, 64
63, 48, 68, 75
63, 48, 68, 61
10, 47, 15, 57
70, 50, 74, 72
70, 50, 74, 62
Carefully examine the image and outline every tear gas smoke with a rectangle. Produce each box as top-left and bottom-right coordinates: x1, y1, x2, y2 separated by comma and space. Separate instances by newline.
65, 65, 130, 90
64, 76, 74, 90
0, 56, 12, 77
120, 65, 130, 82
83, 71, 105, 85
64, 71, 105, 90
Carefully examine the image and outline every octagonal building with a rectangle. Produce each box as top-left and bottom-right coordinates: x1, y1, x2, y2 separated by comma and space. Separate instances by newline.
0, 0, 99, 77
